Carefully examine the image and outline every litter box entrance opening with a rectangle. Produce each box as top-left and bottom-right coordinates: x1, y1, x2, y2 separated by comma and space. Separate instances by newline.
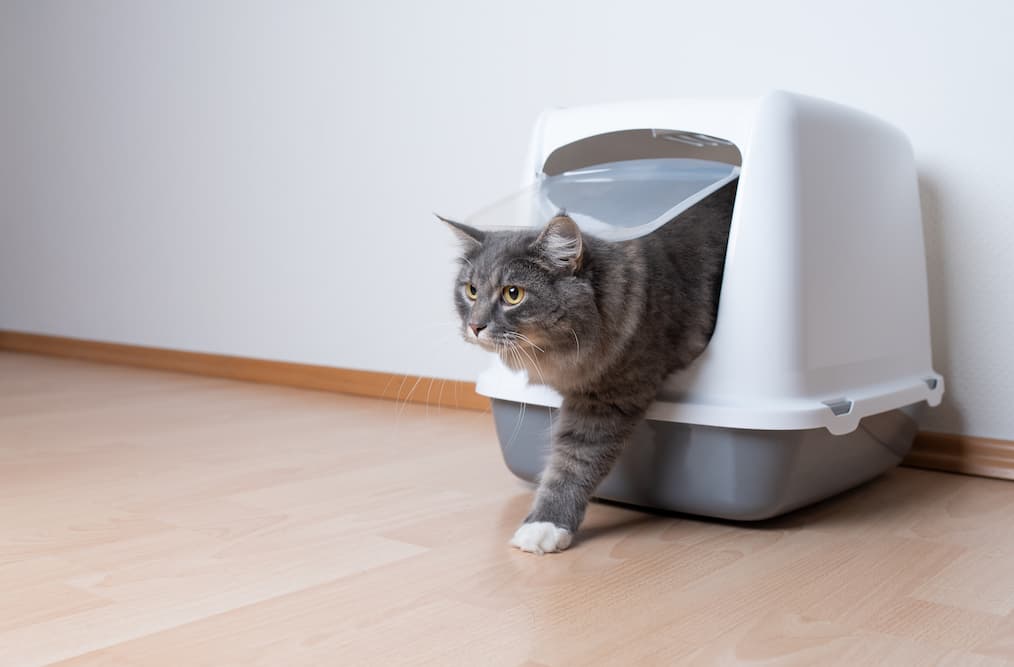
542, 128, 742, 175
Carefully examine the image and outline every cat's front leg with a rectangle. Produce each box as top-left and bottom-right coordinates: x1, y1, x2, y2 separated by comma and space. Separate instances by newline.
510, 398, 639, 555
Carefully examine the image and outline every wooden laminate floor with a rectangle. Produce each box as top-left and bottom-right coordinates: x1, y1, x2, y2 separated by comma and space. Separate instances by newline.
2, 351, 1014, 666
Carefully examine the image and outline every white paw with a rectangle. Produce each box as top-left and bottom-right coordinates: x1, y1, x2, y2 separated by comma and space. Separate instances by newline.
510, 522, 572, 555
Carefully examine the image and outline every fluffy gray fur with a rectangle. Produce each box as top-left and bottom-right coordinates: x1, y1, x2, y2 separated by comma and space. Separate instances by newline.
446, 179, 737, 549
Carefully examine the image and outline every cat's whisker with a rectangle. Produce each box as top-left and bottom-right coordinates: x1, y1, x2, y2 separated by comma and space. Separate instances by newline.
392, 373, 410, 404
437, 378, 447, 414
507, 398, 527, 453
510, 342, 528, 441
424, 376, 436, 418
379, 373, 398, 403
387, 332, 458, 422
385, 371, 416, 438
509, 332, 546, 354
568, 327, 581, 358
509, 339, 554, 438
510, 342, 524, 378
515, 341, 548, 386
501, 342, 528, 451
512, 344, 527, 378
396, 374, 425, 423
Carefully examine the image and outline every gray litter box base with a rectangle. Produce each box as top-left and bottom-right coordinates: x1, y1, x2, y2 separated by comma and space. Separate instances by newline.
492, 399, 918, 521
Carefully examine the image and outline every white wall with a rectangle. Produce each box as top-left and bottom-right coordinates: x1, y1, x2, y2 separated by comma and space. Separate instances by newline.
1, 1, 1011, 439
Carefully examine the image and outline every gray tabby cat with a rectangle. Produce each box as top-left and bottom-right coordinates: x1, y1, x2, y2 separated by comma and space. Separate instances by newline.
445, 179, 737, 554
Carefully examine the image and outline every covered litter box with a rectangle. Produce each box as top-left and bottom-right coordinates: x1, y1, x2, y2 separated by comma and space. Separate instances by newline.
467, 91, 944, 520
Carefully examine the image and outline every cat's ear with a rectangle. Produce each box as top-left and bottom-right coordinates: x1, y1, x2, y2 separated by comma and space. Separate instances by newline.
533, 215, 583, 272
436, 214, 484, 249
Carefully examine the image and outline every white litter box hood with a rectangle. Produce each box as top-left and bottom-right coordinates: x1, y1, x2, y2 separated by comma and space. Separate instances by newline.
473, 91, 943, 436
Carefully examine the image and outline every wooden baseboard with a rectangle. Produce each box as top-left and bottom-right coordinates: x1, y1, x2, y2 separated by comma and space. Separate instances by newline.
1, 330, 1012, 481
905, 431, 1014, 480
0, 330, 489, 411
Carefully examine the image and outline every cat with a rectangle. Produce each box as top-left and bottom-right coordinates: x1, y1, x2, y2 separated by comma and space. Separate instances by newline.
445, 179, 737, 554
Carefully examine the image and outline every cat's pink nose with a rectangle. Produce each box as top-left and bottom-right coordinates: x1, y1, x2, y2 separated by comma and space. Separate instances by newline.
469, 322, 487, 336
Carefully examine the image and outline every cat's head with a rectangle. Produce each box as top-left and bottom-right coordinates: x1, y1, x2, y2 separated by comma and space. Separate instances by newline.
443, 214, 596, 373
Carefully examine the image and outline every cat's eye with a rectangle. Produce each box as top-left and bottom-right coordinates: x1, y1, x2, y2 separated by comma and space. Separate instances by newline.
502, 285, 525, 305
465, 283, 478, 300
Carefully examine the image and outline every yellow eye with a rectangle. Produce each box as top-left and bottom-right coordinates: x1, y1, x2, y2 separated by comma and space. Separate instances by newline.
465, 283, 478, 300
502, 285, 525, 305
